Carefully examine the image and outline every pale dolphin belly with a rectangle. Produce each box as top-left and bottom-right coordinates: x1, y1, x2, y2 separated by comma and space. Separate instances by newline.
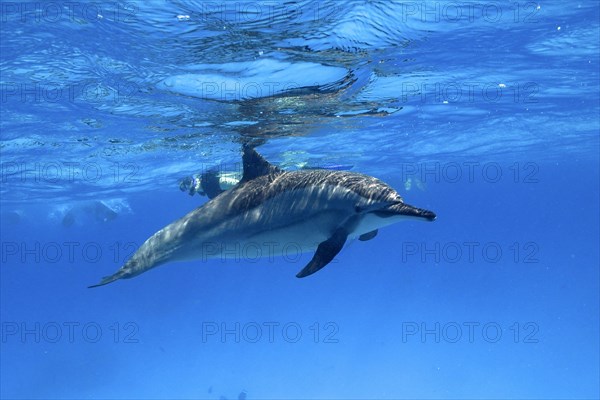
201, 211, 347, 259
177, 187, 361, 260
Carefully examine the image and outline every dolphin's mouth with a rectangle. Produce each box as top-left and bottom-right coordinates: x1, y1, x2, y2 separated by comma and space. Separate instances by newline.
375, 202, 436, 221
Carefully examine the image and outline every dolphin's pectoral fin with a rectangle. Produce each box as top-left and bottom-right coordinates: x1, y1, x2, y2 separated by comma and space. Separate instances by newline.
88, 270, 127, 288
359, 230, 378, 241
296, 228, 348, 278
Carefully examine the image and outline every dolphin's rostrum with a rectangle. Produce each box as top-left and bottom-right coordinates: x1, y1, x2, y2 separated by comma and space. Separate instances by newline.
89, 147, 436, 287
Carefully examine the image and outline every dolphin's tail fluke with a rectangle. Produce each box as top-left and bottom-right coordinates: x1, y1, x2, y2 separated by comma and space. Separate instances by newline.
88, 269, 127, 288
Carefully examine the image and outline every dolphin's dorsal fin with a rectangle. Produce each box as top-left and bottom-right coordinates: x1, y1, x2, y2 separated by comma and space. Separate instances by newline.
240, 145, 283, 183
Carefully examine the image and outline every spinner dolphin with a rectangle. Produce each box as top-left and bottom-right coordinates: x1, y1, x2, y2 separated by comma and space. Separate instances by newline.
89, 147, 436, 287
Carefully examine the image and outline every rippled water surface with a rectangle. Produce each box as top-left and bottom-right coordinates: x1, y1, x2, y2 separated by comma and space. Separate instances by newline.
1, 1, 599, 399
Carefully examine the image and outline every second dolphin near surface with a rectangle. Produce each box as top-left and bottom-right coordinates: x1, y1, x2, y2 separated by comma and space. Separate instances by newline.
89, 147, 436, 287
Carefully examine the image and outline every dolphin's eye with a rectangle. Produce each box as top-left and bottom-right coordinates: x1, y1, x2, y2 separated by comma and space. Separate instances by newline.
355, 205, 367, 213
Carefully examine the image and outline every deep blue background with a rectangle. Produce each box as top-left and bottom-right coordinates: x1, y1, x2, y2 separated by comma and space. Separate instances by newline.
1, 1, 599, 399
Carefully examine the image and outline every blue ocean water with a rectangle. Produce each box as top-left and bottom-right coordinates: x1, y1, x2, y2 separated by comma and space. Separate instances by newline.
1, 1, 599, 399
